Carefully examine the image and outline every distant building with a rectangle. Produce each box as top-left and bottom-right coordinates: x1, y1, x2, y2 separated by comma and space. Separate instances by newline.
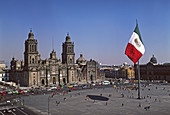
99, 65, 115, 80
112, 66, 119, 79
118, 67, 135, 80
0, 61, 6, 68
0, 61, 10, 81
10, 30, 105, 87
0, 68, 5, 81
76, 56, 105, 83
3, 68, 10, 82
99, 63, 135, 80
135, 55, 170, 82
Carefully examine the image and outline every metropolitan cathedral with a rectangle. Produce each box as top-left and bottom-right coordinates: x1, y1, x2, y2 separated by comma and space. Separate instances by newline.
10, 30, 105, 87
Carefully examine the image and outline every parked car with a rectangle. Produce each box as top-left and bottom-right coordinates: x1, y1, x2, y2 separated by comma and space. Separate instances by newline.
73, 84, 78, 87
7, 109, 12, 113
0, 91, 6, 96
6, 100, 10, 103
102, 81, 110, 85
12, 109, 16, 112
12, 91, 19, 94
96, 83, 101, 86
83, 85, 87, 89
68, 85, 73, 88
50, 87, 57, 90
72, 87, 75, 90
57, 86, 61, 90
92, 83, 96, 86
7, 91, 13, 94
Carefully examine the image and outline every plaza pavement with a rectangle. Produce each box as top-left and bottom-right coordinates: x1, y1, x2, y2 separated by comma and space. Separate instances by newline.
24, 84, 170, 115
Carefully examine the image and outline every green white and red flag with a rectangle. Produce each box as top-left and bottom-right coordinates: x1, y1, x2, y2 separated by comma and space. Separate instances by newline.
125, 23, 145, 64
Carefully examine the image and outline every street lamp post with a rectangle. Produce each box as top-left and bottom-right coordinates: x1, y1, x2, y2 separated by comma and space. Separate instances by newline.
46, 67, 48, 87
23, 98, 24, 107
48, 96, 51, 115
19, 96, 21, 107
58, 68, 60, 86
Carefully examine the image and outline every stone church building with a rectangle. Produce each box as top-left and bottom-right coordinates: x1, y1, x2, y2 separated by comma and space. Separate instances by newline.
9, 30, 105, 87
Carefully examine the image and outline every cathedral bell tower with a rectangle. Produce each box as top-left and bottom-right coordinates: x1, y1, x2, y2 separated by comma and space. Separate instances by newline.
24, 29, 40, 70
50, 49, 56, 59
62, 33, 75, 64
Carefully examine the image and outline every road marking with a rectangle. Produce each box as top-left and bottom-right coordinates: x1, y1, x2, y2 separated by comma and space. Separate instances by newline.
0, 111, 4, 115
16, 108, 28, 115
11, 111, 16, 115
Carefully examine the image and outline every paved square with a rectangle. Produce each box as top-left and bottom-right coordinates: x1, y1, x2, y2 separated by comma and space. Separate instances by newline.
24, 84, 170, 115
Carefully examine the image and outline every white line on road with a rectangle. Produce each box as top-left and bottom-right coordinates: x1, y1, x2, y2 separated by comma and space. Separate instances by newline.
11, 111, 16, 115
16, 108, 28, 115
0, 111, 4, 115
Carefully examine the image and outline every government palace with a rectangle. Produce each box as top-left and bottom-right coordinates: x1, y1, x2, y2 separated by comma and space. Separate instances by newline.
9, 30, 105, 87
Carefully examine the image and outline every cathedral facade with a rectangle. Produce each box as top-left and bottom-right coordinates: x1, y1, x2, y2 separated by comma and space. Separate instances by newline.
9, 30, 105, 87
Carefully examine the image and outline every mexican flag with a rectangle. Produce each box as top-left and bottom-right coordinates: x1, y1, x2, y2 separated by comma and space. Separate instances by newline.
125, 23, 145, 64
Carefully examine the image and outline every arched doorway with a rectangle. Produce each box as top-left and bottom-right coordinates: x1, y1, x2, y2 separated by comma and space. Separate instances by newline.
33, 79, 36, 85
90, 75, 93, 81
53, 77, 56, 84
42, 79, 45, 85
63, 78, 66, 84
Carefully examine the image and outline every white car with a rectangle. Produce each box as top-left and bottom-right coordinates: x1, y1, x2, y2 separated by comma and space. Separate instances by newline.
50, 87, 57, 90
7, 110, 12, 113
92, 83, 96, 86
83, 85, 87, 88
6, 100, 10, 103
47, 89, 52, 91
8, 92, 12, 94
73, 85, 78, 87
12, 109, 16, 112
102, 81, 110, 85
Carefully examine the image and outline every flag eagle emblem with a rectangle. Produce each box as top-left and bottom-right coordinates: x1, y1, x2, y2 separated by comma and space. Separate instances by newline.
134, 38, 141, 47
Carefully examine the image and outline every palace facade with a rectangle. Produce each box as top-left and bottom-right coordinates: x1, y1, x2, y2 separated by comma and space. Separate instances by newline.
9, 30, 105, 87
135, 55, 170, 82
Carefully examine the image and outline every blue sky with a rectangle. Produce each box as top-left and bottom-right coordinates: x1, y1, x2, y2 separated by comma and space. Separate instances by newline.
0, 0, 170, 65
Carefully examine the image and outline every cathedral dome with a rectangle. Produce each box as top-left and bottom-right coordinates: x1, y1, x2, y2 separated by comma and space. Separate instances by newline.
150, 55, 157, 64
76, 54, 86, 65
28, 29, 34, 39
66, 33, 71, 42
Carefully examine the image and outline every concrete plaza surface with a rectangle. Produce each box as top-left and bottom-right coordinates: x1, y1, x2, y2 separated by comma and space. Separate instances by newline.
24, 84, 170, 115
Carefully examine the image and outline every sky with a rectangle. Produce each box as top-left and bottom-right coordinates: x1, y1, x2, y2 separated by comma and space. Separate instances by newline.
0, 0, 170, 66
